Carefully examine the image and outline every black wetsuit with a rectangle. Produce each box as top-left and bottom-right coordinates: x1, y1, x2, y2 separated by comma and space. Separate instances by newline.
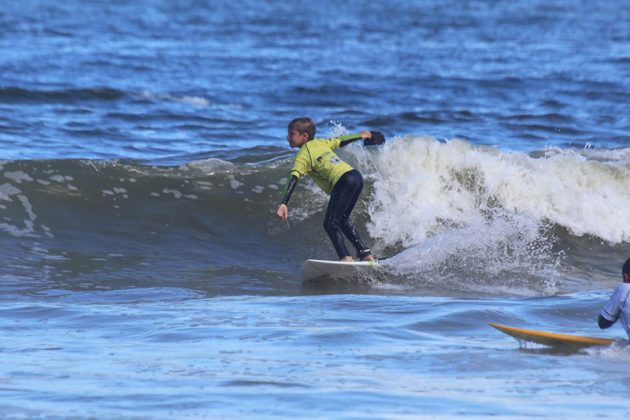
323, 169, 371, 259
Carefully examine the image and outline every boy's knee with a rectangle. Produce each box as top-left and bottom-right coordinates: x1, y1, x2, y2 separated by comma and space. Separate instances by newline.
323, 218, 340, 232
339, 218, 353, 229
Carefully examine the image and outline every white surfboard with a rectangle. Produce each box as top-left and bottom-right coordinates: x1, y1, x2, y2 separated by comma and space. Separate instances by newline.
302, 259, 382, 283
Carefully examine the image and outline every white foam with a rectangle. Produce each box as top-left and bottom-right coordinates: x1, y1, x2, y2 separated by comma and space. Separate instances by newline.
162, 188, 182, 199
337, 136, 630, 293
0, 183, 21, 201
362, 137, 630, 247
42, 225, 54, 238
326, 121, 351, 138
3, 171, 33, 183
18, 195, 36, 222
585, 340, 630, 359
140, 92, 211, 106
380, 210, 560, 296
228, 175, 243, 190
184, 158, 235, 173
0, 186, 38, 237
179, 95, 210, 106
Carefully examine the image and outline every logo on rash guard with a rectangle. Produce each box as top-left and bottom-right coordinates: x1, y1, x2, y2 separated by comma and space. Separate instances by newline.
316, 151, 340, 165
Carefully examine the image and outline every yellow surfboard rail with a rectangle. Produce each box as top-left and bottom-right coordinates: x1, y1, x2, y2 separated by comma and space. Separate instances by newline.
489, 322, 614, 348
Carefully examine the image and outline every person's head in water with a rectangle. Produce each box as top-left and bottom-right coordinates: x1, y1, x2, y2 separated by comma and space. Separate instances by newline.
287, 117, 316, 148
623, 257, 630, 283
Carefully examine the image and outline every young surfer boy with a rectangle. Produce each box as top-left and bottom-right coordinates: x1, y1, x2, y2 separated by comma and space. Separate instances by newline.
598, 257, 630, 339
276, 117, 384, 262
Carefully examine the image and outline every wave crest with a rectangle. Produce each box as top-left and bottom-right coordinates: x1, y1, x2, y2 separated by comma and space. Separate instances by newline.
363, 136, 630, 246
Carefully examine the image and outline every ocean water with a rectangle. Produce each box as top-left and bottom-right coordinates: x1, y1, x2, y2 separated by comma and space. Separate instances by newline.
1, 0, 630, 417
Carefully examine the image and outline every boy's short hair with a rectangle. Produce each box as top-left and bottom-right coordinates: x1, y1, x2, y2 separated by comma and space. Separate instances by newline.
623, 258, 630, 276
288, 117, 316, 140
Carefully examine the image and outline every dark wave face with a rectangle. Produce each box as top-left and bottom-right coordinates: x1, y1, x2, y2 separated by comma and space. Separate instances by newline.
2, 139, 628, 296
0, 153, 300, 296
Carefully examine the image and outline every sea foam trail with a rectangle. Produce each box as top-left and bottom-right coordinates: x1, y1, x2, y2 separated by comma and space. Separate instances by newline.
353, 137, 630, 247
334, 136, 629, 295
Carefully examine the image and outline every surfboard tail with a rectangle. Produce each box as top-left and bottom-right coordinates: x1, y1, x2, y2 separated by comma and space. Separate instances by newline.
302, 259, 383, 283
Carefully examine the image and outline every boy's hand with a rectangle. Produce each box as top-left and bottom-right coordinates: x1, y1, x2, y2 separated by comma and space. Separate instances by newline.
364, 131, 385, 146
276, 204, 288, 221
359, 130, 372, 139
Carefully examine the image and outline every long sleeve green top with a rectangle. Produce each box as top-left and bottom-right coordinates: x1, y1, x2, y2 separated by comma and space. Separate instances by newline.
289, 133, 361, 194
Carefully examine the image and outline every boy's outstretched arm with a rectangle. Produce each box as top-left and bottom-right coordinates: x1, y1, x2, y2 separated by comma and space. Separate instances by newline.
338, 131, 385, 147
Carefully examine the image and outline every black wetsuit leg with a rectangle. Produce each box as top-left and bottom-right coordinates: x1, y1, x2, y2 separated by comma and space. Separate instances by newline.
323, 169, 371, 259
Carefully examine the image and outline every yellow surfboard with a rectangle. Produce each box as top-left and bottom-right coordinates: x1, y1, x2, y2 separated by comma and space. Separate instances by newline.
489, 323, 614, 349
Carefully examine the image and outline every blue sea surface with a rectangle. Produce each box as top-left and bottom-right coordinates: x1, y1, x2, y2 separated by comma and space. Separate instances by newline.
2, 0, 628, 162
1, 0, 629, 417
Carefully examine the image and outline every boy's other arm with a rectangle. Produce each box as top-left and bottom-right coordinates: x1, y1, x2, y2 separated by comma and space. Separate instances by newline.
598, 285, 625, 329
280, 175, 299, 206
276, 173, 300, 221
277, 149, 310, 219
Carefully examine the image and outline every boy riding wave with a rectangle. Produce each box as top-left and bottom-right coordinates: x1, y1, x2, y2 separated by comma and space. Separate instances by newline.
276, 117, 384, 262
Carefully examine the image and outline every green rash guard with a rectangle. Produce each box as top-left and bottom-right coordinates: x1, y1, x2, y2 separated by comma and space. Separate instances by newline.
289, 133, 361, 194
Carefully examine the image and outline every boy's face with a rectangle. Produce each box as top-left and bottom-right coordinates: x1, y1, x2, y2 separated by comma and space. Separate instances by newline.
287, 129, 309, 148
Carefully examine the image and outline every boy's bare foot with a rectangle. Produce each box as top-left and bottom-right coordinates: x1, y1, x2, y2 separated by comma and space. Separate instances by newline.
360, 255, 375, 262
340, 256, 354, 262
